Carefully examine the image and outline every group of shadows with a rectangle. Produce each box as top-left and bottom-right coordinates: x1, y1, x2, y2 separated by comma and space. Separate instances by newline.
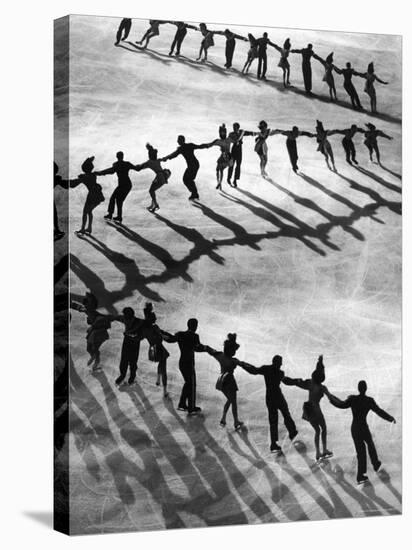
117, 41, 401, 126
67, 358, 401, 532
68, 167, 401, 311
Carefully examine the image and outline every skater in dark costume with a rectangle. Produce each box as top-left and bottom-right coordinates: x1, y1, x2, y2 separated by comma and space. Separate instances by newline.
309, 120, 339, 171
70, 157, 105, 235
243, 120, 278, 177
242, 33, 259, 74
111, 307, 145, 386
207, 333, 255, 430
196, 23, 218, 62
313, 52, 338, 100
333, 62, 363, 109
210, 124, 233, 190
54, 162, 69, 239
142, 303, 170, 398
135, 143, 171, 212
214, 28, 248, 68
95, 151, 139, 224
71, 293, 112, 372
272, 38, 292, 87
286, 355, 333, 461
357, 62, 389, 113
256, 32, 272, 80
245, 355, 298, 453
291, 43, 315, 94
325, 380, 395, 484
227, 122, 245, 186
161, 318, 208, 415
363, 123, 392, 164
332, 124, 363, 165
273, 126, 315, 173
160, 135, 213, 200
168, 21, 198, 56
115, 18, 132, 46
136, 20, 167, 49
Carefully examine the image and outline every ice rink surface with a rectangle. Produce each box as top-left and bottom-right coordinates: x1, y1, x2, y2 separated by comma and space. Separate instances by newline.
54, 15, 402, 534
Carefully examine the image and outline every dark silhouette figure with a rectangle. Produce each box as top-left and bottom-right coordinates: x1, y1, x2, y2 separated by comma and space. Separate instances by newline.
142, 302, 170, 398
286, 355, 333, 461
96, 151, 138, 223
291, 43, 315, 94
357, 62, 389, 113
273, 126, 315, 172
309, 120, 340, 171
256, 32, 271, 80
207, 333, 255, 430
196, 23, 218, 62
168, 21, 198, 56
115, 18, 132, 46
214, 29, 247, 68
246, 355, 298, 453
111, 307, 145, 386
54, 162, 69, 239
227, 123, 245, 186
272, 38, 291, 87
161, 318, 207, 415
135, 143, 171, 212
160, 135, 212, 200
210, 123, 233, 190
242, 33, 259, 74
333, 125, 364, 164
313, 52, 338, 100
325, 380, 395, 484
70, 157, 105, 235
334, 62, 363, 109
363, 122, 393, 164
136, 20, 167, 49
243, 120, 278, 177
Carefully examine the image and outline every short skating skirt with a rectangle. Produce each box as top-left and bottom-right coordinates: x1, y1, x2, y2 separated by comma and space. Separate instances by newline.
217, 152, 232, 170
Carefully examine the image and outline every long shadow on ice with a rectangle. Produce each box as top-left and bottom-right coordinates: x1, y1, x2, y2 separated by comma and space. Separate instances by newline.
354, 166, 402, 194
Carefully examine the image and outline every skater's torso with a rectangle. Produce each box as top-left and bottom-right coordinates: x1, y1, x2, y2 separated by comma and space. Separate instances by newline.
229, 130, 244, 150
112, 160, 135, 186
259, 365, 286, 397
214, 352, 239, 375
176, 144, 200, 167
342, 68, 355, 85
301, 48, 313, 64
175, 330, 202, 363
257, 36, 269, 54
122, 316, 145, 343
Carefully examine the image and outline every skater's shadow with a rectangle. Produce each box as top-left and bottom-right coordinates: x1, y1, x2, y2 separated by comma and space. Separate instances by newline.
361, 481, 401, 514
354, 166, 402, 194
119, 42, 174, 65
377, 469, 402, 504
173, 55, 204, 71
379, 164, 401, 181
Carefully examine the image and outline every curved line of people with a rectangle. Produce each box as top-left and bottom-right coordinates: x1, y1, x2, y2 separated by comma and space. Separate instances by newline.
54, 120, 392, 238
71, 293, 396, 486
115, 18, 390, 114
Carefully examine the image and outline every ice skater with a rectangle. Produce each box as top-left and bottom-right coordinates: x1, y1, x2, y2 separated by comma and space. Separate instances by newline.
167, 21, 198, 56
196, 23, 217, 62
357, 62, 389, 113
286, 355, 333, 461
273, 126, 315, 173
135, 143, 171, 212
161, 318, 208, 415
245, 355, 298, 453
95, 151, 139, 224
143, 303, 170, 398
71, 293, 112, 372
334, 62, 363, 110
243, 120, 278, 177
272, 38, 291, 87
310, 120, 339, 171
313, 52, 338, 100
207, 333, 255, 430
213, 28, 248, 69
325, 380, 396, 484
111, 307, 145, 386
291, 43, 315, 94
160, 135, 213, 200
115, 18, 132, 46
256, 32, 272, 80
241, 33, 259, 74
54, 162, 69, 240
363, 123, 392, 164
210, 124, 233, 190
136, 20, 167, 49
70, 156, 105, 235
227, 122, 245, 186
333, 125, 363, 165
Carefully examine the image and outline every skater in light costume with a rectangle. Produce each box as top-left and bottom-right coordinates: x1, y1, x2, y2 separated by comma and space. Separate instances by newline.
136, 20, 167, 49
206, 334, 255, 431
356, 62, 389, 113
241, 33, 259, 74
243, 120, 279, 177
313, 52, 338, 101
196, 23, 219, 62
308, 120, 340, 171
114, 18, 132, 46
362, 122, 393, 164
210, 124, 233, 190
95, 151, 139, 224
142, 303, 170, 398
245, 355, 298, 453
167, 21, 198, 56
325, 380, 395, 484
333, 62, 363, 109
160, 135, 213, 200
272, 38, 292, 87
70, 157, 105, 235
285, 355, 333, 461
273, 126, 315, 173
135, 144, 171, 213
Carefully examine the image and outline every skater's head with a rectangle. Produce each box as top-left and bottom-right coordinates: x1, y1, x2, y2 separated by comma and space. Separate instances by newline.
262, 32, 268, 39
122, 307, 135, 319
258, 120, 268, 131
366, 122, 376, 131
358, 380, 367, 395
367, 62, 374, 74
219, 123, 227, 139
81, 156, 95, 173
326, 52, 333, 63
350, 124, 358, 132
224, 333, 240, 357
224, 29, 232, 37
199, 23, 207, 34
177, 135, 186, 145
316, 120, 325, 132
346, 62, 351, 69
271, 355, 283, 368
146, 143, 158, 160
233, 122, 240, 132
116, 151, 124, 160
284, 38, 291, 50
292, 125, 299, 136
307, 43, 313, 50
187, 318, 198, 332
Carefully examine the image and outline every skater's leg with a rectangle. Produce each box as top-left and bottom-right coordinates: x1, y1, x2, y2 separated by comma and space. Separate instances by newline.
123, 19, 132, 41
319, 414, 328, 454
374, 144, 381, 164
221, 400, 230, 424
267, 399, 279, 447
235, 150, 242, 182
169, 36, 178, 55
127, 343, 139, 384
365, 429, 380, 470
107, 188, 118, 218
310, 419, 321, 459
353, 432, 367, 481
116, 341, 129, 384
278, 396, 297, 438
158, 358, 168, 396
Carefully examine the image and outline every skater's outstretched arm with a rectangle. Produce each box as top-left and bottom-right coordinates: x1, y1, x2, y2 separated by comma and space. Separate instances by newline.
282, 377, 310, 389
370, 400, 396, 422
324, 389, 351, 409
186, 24, 199, 31
193, 142, 215, 150
312, 53, 325, 65
377, 130, 392, 140
332, 64, 343, 74
94, 166, 116, 176
134, 160, 150, 171
299, 131, 316, 137
160, 149, 180, 162
268, 129, 283, 137
290, 48, 303, 54
234, 33, 248, 41
375, 75, 388, 84
240, 364, 264, 375
70, 300, 86, 313
69, 176, 84, 188
271, 42, 282, 53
